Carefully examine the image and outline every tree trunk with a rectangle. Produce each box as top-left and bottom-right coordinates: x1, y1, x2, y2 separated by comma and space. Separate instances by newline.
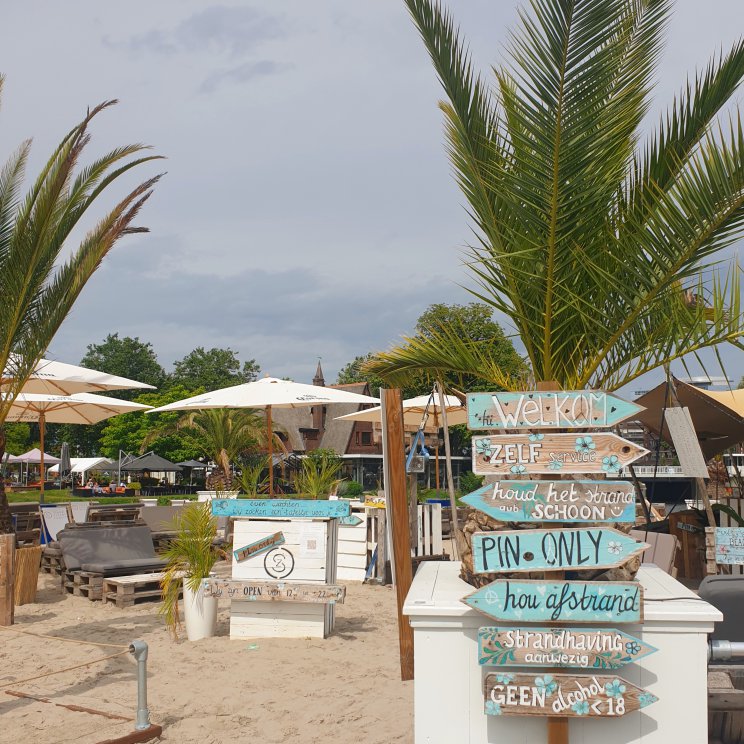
0, 427, 13, 534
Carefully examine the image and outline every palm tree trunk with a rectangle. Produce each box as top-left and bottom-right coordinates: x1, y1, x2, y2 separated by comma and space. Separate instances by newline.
0, 426, 13, 534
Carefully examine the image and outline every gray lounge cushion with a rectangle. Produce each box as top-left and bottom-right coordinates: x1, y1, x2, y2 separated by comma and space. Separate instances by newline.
138, 505, 185, 532
700, 575, 744, 642
81, 557, 167, 576
58, 525, 158, 573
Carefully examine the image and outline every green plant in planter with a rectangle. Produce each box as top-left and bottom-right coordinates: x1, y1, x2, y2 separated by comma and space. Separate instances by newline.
159, 502, 225, 638
236, 457, 269, 497
295, 456, 344, 498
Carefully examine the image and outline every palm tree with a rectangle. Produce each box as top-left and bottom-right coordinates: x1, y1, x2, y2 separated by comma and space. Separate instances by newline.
366, 0, 744, 392
0, 82, 163, 532
144, 408, 283, 491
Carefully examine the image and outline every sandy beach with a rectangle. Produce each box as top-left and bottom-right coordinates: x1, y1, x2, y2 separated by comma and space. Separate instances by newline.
1, 572, 413, 744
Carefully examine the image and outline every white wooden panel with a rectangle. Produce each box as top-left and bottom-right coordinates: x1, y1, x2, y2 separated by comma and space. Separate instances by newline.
337, 553, 367, 569
231, 599, 327, 618
337, 566, 365, 582
431, 504, 443, 554
338, 525, 367, 542
424, 507, 432, 556
230, 621, 325, 639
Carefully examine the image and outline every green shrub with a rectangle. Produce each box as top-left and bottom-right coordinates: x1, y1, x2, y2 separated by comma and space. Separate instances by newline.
459, 471, 484, 494
339, 480, 364, 498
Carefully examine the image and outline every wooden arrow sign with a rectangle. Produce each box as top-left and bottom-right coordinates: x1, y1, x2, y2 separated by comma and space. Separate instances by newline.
338, 514, 363, 527
467, 390, 643, 430
211, 498, 350, 519
472, 528, 648, 574
483, 672, 658, 717
461, 480, 636, 523
233, 531, 285, 562
463, 579, 643, 624
202, 578, 346, 604
478, 626, 657, 669
471, 433, 649, 476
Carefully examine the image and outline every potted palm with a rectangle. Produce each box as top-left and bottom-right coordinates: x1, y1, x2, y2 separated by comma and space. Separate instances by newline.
160, 502, 224, 641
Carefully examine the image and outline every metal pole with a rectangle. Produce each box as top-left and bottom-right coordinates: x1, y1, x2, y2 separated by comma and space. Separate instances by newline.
129, 640, 151, 730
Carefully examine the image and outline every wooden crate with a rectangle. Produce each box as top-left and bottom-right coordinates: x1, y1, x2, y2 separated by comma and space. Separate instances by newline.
40, 548, 65, 577
103, 572, 173, 608
62, 570, 103, 601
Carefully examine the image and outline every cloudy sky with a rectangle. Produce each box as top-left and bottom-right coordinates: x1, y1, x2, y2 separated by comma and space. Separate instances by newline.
1, 0, 742, 390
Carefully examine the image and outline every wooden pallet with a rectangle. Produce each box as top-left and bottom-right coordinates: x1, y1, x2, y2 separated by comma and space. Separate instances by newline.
103, 572, 177, 608
40, 550, 65, 577
63, 570, 103, 600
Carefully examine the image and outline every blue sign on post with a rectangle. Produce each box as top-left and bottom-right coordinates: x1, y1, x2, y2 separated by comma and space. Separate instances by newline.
467, 390, 643, 430
211, 498, 351, 519
472, 528, 648, 574
461, 481, 637, 523
462, 579, 643, 624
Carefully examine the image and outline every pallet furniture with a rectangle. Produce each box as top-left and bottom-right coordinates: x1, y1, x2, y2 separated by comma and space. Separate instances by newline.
709, 667, 744, 744
63, 570, 104, 600
87, 503, 143, 523
40, 544, 65, 577
103, 571, 181, 608
9, 504, 41, 546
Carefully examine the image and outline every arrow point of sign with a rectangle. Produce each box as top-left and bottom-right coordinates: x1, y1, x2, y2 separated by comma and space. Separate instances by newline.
591, 701, 603, 714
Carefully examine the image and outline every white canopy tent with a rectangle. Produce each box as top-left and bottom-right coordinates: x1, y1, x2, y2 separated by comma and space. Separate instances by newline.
48, 457, 115, 484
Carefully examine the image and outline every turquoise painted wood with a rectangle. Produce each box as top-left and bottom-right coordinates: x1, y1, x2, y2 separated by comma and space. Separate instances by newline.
339, 514, 363, 526
461, 481, 636, 523
472, 528, 648, 574
467, 390, 643, 430
478, 626, 657, 669
233, 531, 285, 562
462, 579, 643, 624
211, 498, 350, 519
713, 527, 744, 565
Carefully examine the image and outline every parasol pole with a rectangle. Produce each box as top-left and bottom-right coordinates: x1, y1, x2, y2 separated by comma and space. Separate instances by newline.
39, 413, 46, 504
434, 405, 440, 492
267, 405, 274, 496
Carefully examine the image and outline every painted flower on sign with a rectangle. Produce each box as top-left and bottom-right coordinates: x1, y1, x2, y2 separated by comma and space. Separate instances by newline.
607, 541, 623, 556
475, 438, 493, 457
495, 673, 514, 684
535, 675, 558, 696
602, 455, 621, 473
485, 700, 503, 716
571, 700, 590, 716
548, 459, 563, 471
510, 464, 527, 475
625, 641, 641, 656
528, 432, 544, 442
575, 435, 595, 454
605, 679, 627, 699
639, 692, 657, 708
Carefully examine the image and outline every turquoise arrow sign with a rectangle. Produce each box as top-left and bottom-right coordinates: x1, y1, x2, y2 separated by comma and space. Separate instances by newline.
462, 579, 643, 624
478, 626, 657, 669
461, 481, 636, 523
338, 514, 363, 527
472, 528, 648, 574
467, 390, 643, 430
211, 498, 350, 519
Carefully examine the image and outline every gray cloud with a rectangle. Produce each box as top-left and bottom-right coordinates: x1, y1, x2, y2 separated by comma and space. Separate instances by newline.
200, 60, 287, 94
116, 6, 283, 58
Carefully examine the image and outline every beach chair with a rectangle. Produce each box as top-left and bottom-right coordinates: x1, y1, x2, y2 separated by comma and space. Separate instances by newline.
58, 524, 167, 600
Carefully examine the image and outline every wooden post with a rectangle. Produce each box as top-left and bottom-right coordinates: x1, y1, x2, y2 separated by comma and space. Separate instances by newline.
433, 408, 440, 492
0, 533, 14, 626
39, 413, 46, 504
381, 388, 414, 681
436, 381, 467, 560
537, 380, 569, 744
267, 405, 274, 496
376, 508, 387, 584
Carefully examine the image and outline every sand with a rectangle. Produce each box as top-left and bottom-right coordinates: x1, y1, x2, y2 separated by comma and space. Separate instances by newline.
0, 572, 414, 744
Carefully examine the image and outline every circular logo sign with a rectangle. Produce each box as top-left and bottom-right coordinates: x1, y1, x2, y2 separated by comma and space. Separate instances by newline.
264, 547, 295, 579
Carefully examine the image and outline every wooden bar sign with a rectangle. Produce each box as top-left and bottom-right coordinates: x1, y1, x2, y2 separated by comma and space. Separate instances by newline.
211, 498, 350, 519
233, 531, 285, 562
483, 672, 657, 717
463, 579, 643, 624
461, 480, 636, 523
472, 528, 648, 574
478, 627, 657, 669
202, 578, 346, 604
471, 433, 648, 476
467, 391, 643, 430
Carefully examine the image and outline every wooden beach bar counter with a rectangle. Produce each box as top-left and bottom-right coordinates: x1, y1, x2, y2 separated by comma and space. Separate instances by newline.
403, 561, 721, 744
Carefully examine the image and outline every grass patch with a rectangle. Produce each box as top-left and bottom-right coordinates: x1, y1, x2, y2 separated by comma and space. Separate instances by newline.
6, 489, 141, 504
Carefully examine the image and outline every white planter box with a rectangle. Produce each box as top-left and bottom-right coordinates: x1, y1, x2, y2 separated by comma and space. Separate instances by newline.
403, 562, 721, 744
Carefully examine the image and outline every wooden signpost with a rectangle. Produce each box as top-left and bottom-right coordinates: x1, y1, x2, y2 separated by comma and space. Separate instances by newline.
460, 480, 636, 523
478, 626, 657, 669
483, 672, 657, 717
203, 578, 346, 603
233, 531, 285, 562
467, 391, 643, 430
471, 433, 648, 476
463, 579, 643, 624
471, 528, 648, 574
339, 514, 364, 527
211, 498, 350, 519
